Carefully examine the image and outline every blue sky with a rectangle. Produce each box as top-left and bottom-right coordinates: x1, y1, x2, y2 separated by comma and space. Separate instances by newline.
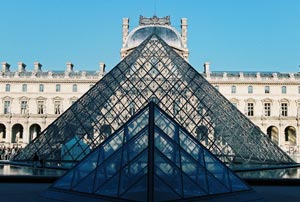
0, 0, 299, 73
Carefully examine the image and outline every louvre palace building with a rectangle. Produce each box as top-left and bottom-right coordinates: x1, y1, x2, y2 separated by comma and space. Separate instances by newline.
0, 15, 299, 159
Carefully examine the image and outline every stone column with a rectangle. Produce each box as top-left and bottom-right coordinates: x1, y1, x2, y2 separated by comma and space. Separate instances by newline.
122, 18, 129, 47
99, 62, 106, 76
181, 18, 188, 48
6, 119, 11, 147
1, 62, 10, 72
18, 62, 26, 73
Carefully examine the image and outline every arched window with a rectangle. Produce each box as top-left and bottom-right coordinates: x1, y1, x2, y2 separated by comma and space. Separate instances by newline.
11, 124, 23, 143
72, 84, 78, 92
5, 84, 10, 92
282, 86, 287, 94
231, 85, 236, 94
248, 86, 253, 94
22, 84, 27, 92
266, 126, 278, 145
29, 124, 41, 142
0, 124, 6, 139
284, 126, 296, 146
214, 85, 219, 91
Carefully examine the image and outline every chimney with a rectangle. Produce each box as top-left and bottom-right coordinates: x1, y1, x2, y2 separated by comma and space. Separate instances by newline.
100, 62, 106, 76
34, 62, 42, 72
204, 62, 210, 74
1, 62, 10, 72
122, 18, 129, 47
181, 18, 188, 48
18, 62, 26, 72
66, 62, 74, 72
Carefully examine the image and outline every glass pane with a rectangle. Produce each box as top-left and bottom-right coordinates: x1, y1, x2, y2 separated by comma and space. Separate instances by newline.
119, 151, 148, 195
154, 151, 182, 196
126, 108, 149, 142
121, 175, 148, 201
122, 131, 148, 167
154, 175, 181, 201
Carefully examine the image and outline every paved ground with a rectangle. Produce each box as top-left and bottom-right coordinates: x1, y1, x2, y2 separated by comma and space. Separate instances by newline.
0, 183, 51, 202
253, 186, 300, 202
1, 183, 300, 202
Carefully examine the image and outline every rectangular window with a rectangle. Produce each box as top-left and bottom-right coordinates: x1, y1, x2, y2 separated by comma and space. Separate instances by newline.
39, 84, 44, 92
4, 101, 10, 114
22, 84, 27, 92
248, 86, 253, 94
264, 103, 271, 116
54, 101, 61, 115
247, 103, 254, 116
5, 84, 10, 92
20, 100, 27, 114
56, 84, 61, 92
281, 103, 288, 116
72, 84, 77, 92
231, 85, 236, 94
265, 86, 270, 94
282, 86, 287, 94
37, 101, 44, 114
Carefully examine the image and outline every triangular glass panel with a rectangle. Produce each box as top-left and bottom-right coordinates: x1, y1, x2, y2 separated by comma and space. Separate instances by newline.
153, 175, 181, 201
121, 174, 148, 201
73, 171, 96, 193
46, 102, 260, 201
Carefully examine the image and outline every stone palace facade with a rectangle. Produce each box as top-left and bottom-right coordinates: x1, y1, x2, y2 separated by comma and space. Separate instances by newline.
0, 16, 299, 156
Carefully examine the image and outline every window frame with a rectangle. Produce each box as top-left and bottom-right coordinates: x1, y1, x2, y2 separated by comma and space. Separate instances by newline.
231, 85, 236, 94
264, 103, 271, 117
281, 103, 288, 117
265, 86, 270, 94
72, 84, 78, 92
248, 85, 253, 94
247, 102, 254, 116
56, 84, 61, 92
37, 100, 45, 114
5, 84, 10, 92
4, 100, 10, 114
39, 84, 44, 92
20, 100, 27, 114
281, 86, 287, 94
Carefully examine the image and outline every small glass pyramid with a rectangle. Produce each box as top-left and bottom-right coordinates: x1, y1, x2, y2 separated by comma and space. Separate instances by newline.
44, 102, 262, 202
14, 33, 293, 168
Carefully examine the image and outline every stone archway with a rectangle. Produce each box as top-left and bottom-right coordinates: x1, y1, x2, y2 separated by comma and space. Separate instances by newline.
29, 124, 41, 142
11, 124, 23, 143
285, 126, 296, 146
267, 126, 279, 145
0, 124, 6, 140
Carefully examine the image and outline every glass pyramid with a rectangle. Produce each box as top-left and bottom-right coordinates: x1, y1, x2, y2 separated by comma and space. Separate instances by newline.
44, 102, 261, 202
14, 33, 293, 168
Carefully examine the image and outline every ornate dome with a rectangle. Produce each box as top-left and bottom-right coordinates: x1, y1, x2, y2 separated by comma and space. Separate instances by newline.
125, 25, 183, 50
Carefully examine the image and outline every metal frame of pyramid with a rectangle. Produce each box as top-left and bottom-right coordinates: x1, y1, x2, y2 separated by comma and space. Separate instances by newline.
44, 102, 263, 202
14, 33, 294, 168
